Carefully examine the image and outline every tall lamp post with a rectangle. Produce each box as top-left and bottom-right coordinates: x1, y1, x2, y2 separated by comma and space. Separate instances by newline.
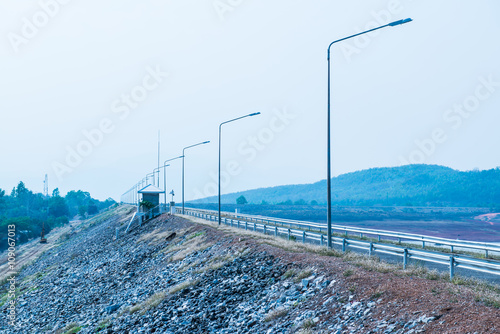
326, 18, 412, 248
155, 155, 184, 210
145, 172, 155, 186
218, 112, 261, 225
182, 141, 210, 214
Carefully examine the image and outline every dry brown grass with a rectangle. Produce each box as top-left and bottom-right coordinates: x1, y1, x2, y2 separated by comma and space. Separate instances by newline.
137, 228, 176, 246
170, 234, 211, 262
169, 279, 200, 294
264, 307, 289, 322
129, 291, 167, 314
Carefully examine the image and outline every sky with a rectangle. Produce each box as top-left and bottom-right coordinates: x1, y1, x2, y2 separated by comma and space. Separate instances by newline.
0, 0, 499, 201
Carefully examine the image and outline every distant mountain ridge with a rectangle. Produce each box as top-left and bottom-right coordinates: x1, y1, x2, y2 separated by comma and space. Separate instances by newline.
191, 164, 500, 207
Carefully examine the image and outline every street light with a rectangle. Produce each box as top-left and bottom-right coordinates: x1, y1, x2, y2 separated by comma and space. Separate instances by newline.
218, 112, 261, 225
145, 172, 155, 186
182, 141, 210, 214
154, 155, 184, 210
326, 18, 412, 248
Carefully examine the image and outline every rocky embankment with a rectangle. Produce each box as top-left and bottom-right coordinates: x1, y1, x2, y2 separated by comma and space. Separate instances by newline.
0, 205, 498, 333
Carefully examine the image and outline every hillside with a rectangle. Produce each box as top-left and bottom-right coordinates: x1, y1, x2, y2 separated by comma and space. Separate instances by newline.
0, 205, 498, 333
192, 164, 500, 207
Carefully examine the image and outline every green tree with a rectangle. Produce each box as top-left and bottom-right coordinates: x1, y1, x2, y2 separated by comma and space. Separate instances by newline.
236, 195, 248, 205
0, 188, 5, 208
78, 205, 87, 218
87, 202, 98, 215
49, 196, 69, 218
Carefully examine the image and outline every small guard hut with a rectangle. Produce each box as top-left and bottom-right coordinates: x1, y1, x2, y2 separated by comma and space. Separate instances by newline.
138, 184, 164, 218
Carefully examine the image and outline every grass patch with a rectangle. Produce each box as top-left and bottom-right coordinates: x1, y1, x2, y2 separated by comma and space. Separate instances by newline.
343, 269, 354, 277
343, 252, 395, 274
169, 234, 212, 262
60, 322, 81, 334
169, 279, 199, 294
450, 276, 500, 309
129, 291, 168, 315
264, 307, 289, 322
296, 330, 314, 334
302, 318, 316, 329
185, 231, 205, 241
293, 269, 312, 283
137, 228, 176, 245
95, 319, 111, 332
282, 268, 298, 279
192, 261, 225, 274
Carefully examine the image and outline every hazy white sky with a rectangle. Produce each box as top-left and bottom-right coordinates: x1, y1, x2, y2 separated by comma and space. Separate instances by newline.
1, 0, 499, 201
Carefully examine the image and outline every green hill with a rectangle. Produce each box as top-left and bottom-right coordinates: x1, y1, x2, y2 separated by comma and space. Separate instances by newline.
191, 164, 500, 208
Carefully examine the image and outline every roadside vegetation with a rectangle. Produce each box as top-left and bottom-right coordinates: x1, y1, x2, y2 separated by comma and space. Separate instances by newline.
0, 181, 115, 250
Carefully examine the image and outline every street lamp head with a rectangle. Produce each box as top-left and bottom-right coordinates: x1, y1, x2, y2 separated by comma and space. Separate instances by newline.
249, 112, 261, 117
388, 18, 412, 26
202, 141, 210, 144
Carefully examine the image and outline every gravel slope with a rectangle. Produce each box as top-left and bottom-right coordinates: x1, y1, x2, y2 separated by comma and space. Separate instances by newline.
0, 205, 498, 333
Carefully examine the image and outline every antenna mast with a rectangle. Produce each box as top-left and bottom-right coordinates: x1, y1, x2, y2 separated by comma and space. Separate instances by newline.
43, 174, 49, 197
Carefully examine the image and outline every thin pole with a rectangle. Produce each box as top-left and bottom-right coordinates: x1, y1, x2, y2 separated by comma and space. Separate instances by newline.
217, 113, 260, 225
182, 150, 185, 214
218, 124, 222, 225
327, 49, 332, 249
164, 165, 167, 210
325, 18, 412, 248
181, 141, 210, 215
157, 130, 160, 186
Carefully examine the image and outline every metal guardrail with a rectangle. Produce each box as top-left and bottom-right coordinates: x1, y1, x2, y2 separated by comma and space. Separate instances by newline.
178, 207, 500, 280
180, 207, 500, 258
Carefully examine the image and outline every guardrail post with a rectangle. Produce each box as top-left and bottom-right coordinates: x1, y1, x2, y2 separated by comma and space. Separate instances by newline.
321, 234, 324, 246
378, 235, 381, 242
253, 222, 256, 232
360, 233, 363, 239
485, 250, 489, 259
369, 243, 373, 257
345, 231, 348, 237
275, 226, 278, 237
230, 219, 233, 227
398, 238, 401, 245
302, 231, 306, 243
288, 229, 291, 240
342, 238, 346, 252
422, 240, 425, 249
449, 256, 455, 280
245, 222, 248, 230
237, 220, 240, 229
450, 245, 454, 253
403, 248, 408, 270
264, 225, 267, 235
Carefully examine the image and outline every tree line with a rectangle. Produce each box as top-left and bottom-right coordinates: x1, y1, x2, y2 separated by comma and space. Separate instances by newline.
0, 181, 115, 249
199, 165, 500, 209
